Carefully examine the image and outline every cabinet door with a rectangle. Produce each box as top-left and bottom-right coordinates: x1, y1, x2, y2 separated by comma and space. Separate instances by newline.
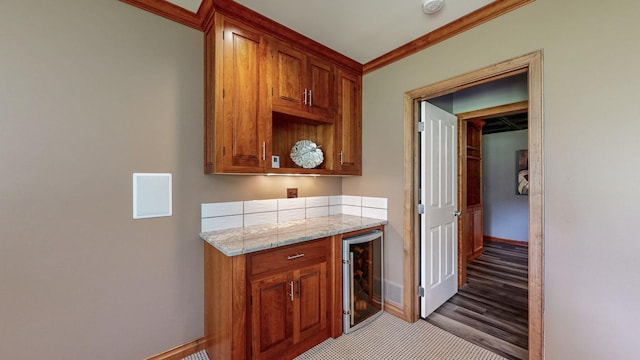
335, 68, 362, 175
220, 18, 268, 172
307, 56, 333, 120
251, 272, 294, 359
271, 42, 306, 114
472, 207, 484, 257
464, 209, 474, 261
465, 206, 483, 262
294, 262, 327, 344
271, 41, 334, 123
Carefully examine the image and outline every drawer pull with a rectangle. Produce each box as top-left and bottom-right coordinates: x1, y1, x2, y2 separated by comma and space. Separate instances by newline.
287, 253, 305, 260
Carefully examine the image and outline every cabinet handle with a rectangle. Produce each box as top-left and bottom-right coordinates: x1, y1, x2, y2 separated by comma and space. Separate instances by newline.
339, 150, 344, 165
303, 89, 308, 105
308, 90, 312, 106
261, 141, 265, 161
349, 251, 355, 326
289, 280, 294, 302
287, 253, 305, 260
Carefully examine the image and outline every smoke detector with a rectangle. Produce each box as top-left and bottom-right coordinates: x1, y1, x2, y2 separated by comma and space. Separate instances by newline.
422, 0, 445, 14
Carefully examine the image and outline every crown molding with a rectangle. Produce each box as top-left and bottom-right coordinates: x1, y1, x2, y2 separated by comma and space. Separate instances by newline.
120, 0, 535, 75
119, 0, 211, 30
363, 0, 535, 74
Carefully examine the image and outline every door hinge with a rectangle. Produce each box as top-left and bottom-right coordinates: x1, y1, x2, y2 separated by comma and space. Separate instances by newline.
417, 121, 425, 133
222, 89, 225, 98
222, 146, 225, 156
418, 286, 425, 297
343, 309, 351, 315
417, 203, 425, 215
342, 259, 350, 264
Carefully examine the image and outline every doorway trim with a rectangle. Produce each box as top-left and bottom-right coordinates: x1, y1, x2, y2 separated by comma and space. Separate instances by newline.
402, 50, 544, 359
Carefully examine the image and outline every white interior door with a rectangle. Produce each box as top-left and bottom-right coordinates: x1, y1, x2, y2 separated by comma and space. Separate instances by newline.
419, 101, 458, 318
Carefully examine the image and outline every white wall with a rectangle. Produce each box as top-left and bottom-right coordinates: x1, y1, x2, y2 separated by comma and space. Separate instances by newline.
344, 0, 640, 358
483, 130, 529, 242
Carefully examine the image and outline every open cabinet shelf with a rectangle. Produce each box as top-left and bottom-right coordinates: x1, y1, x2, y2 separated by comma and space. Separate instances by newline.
271, 114, 335, 173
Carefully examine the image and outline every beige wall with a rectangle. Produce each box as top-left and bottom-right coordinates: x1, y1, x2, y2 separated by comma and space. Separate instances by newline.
5, 0, 640, 359
344, 0, 640, 358
0, 1, 340, 359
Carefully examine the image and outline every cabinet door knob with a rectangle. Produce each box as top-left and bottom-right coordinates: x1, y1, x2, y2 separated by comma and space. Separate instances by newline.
454, 210, 462, 217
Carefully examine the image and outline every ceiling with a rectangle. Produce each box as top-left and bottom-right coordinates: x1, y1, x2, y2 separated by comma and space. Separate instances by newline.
166, 0, 496, 63
483, 113, 528, 135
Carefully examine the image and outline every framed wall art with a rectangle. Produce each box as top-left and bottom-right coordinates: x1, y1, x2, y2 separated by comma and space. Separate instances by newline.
516, 150, 529, 195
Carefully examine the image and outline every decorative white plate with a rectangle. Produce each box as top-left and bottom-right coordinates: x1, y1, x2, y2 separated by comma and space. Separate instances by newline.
290, 140, 324, 168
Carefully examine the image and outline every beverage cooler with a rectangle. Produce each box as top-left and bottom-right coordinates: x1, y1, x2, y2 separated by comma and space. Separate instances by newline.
342, 230, 384, 333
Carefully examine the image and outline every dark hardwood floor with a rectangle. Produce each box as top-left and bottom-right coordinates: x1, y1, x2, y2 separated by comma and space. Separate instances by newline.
425, 240, 529, 360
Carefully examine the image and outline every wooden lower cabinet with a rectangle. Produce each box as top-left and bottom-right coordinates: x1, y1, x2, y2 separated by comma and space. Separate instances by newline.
250, 262, 327, 359
465, 205, 483, 263
250, 272, 294, 358
204, 237, 333, 360
295, 263, 327, 343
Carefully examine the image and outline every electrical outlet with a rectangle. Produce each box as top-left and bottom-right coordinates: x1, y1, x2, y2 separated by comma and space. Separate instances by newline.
287, 188, 298, 198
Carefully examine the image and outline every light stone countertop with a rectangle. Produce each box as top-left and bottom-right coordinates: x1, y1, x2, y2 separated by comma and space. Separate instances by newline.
200, 214, 387, 256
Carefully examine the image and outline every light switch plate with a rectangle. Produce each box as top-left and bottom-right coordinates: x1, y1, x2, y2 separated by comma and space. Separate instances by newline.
272, 155, 280, 168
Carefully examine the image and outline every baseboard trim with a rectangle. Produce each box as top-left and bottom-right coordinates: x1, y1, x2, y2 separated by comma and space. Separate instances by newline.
484, 236, 528, 247
151, 304, 401, 359
145, 337, 210, 360
384, 301, 406, 320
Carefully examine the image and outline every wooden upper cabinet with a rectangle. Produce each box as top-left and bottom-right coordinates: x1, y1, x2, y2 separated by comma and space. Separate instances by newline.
270, 40, 334, 123
271, 42, 305, 113
204, 13, 362, 175
307, 56, 333, 120
335, 68, 362, 175
204, 14, 269, 174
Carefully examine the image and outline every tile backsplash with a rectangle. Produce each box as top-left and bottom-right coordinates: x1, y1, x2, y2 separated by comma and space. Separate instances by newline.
201, 195, 388, 233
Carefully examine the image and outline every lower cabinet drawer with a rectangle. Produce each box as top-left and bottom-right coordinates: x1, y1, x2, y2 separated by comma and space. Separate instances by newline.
249, 238, 328, 278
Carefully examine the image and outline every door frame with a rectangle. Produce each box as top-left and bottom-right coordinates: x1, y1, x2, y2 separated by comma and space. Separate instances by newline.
402, 50, 544, 359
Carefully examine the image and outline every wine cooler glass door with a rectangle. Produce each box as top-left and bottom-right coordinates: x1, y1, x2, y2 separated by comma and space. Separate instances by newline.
342, 230, 384, 333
